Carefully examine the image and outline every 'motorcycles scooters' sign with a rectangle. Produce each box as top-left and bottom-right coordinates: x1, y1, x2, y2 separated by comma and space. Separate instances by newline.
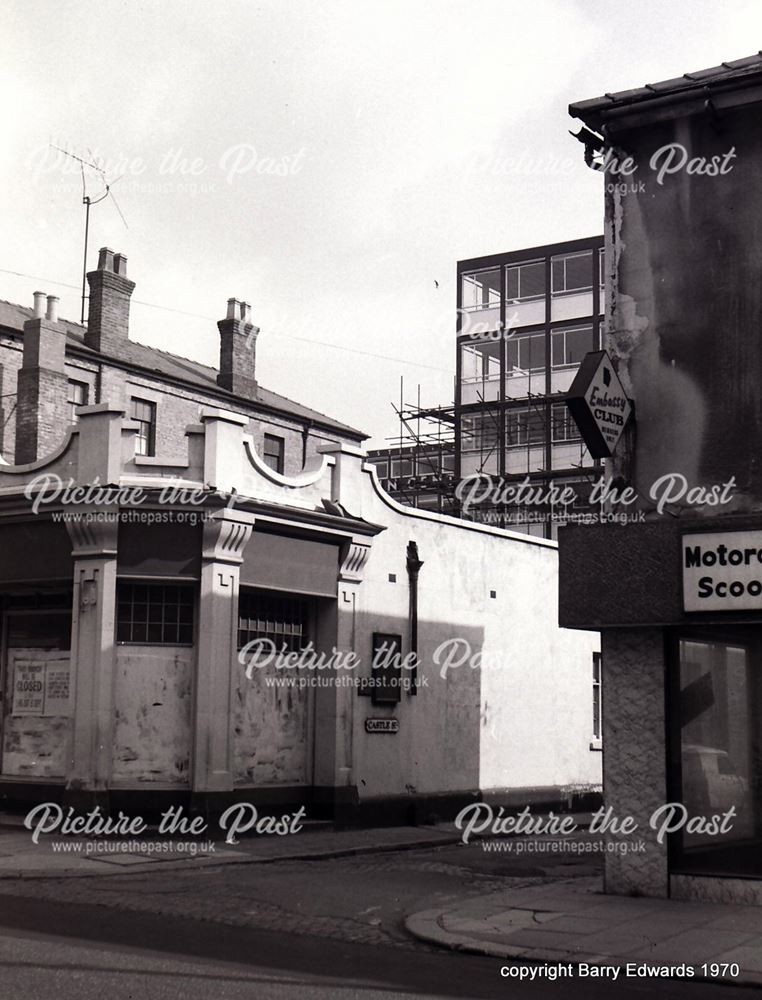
683, 530, 762, 611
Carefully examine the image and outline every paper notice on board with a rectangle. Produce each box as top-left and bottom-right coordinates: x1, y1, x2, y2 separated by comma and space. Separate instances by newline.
44, 662, 71, 716
11, 660, 45, 715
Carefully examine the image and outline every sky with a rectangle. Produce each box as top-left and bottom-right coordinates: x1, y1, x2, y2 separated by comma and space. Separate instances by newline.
2, 0, 762, 445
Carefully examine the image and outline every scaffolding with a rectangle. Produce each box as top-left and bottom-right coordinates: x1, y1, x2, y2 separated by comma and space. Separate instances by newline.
369, 372, 599, 531
368, 378, 457, 513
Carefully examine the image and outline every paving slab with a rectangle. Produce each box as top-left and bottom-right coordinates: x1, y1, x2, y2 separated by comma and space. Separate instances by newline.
405, 876, 762, 987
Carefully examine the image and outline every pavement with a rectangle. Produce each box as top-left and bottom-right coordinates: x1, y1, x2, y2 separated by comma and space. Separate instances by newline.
406, 875, 762, 988
5, 814, 762, 991
0, 818, 468, 878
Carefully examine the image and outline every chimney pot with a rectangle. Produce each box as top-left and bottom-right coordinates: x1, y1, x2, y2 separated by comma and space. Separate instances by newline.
97, 247, 116, 271
217, 297, 258, 397
85, 247, 136, 353
33, 291, 46, 318
45, 295, 59, 322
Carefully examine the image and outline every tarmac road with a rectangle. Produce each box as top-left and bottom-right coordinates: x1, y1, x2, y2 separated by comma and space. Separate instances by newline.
0, 888, 758, 1000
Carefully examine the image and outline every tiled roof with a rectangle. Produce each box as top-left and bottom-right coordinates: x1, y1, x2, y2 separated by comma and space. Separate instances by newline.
570, 53, 762, 125
0, 299, 366, 440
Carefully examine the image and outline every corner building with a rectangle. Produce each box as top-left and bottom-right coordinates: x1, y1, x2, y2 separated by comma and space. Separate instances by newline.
0, 247, 600, 821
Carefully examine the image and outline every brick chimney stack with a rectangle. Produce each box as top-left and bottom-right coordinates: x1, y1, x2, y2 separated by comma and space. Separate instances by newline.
15, 292, 69, 464
217, 298, 259, 398
85, 247, 135, 354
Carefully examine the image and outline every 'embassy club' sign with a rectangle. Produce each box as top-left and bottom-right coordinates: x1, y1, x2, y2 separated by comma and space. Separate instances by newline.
682, 530, 762, 611
566, 350, 632, 459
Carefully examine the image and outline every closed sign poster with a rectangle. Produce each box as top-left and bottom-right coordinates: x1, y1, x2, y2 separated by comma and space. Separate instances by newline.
12, 660, 45, 715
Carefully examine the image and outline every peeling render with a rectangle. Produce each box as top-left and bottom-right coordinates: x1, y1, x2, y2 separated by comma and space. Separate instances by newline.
111, 647, 192, 785
233, 657, 309, 786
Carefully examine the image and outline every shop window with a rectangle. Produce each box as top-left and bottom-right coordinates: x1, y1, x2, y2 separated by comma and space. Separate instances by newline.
67, 380, 89, 423
6, 610, 72, 649
238, 589, 308, 653
131, 397, 156, 457
671, 631, 762, 877
263, 433, 285, 474
116, 583, 194, 645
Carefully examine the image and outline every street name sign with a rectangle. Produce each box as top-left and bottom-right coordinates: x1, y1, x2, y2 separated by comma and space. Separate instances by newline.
365, 718, 399, 734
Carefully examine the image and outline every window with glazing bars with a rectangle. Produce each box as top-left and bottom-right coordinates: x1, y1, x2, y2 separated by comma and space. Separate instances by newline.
238, 590, 308, 652
551, 403, 581, 442
116, 583, 194, 644
505, 260, 545, 301
131, 397, 157, 456
263, 433, 285, 474
551, 251, 593, 294
505, 407, 545, 446
67, 380, 89, 423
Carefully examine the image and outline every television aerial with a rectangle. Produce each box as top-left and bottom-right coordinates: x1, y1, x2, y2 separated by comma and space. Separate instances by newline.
50, 143, 129, 323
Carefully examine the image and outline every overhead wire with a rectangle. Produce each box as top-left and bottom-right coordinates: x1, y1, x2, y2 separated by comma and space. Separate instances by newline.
0, 266, 453, 374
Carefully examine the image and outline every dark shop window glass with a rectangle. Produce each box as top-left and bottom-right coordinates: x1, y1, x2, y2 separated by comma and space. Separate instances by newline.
116, 582, 194, 645
672, 633, 762, 877
238, 589, 308, 653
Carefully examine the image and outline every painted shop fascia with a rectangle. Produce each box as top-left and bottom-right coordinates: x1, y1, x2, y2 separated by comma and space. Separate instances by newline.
0, 262, 601, 823
562, 54, 762, 903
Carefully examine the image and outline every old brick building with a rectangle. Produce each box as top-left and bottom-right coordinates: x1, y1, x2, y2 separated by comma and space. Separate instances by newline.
0, 247, 600, 821
1, 247, 363, 472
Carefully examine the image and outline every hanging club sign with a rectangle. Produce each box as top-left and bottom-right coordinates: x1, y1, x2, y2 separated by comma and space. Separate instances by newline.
565, 350, 633, 459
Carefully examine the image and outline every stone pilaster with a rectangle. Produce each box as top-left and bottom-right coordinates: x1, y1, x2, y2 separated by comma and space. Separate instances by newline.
313, 537, 371, 810
192, 510, 256, 793
65, 513, 119, 795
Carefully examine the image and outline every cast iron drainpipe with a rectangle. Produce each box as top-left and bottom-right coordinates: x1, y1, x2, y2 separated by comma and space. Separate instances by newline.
406, 541, 424, 694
